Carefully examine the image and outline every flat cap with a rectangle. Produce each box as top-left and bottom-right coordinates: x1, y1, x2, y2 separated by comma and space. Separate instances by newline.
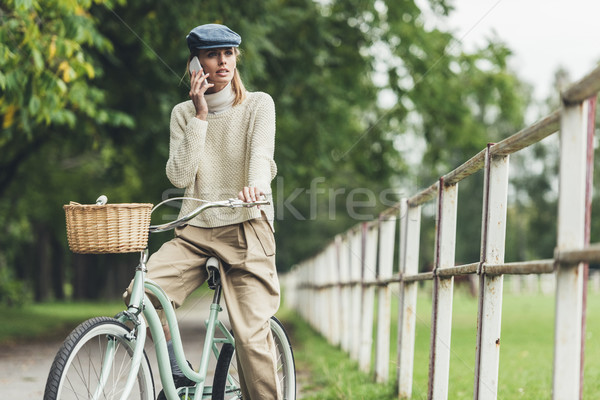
186, 24, 241, 52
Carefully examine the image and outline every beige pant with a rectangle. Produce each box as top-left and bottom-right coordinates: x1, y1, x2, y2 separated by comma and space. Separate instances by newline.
124, 217, 281, 400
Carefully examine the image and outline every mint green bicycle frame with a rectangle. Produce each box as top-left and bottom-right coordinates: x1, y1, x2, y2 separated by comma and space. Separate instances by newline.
113, 248, 235, 400
104, 198, 269, 400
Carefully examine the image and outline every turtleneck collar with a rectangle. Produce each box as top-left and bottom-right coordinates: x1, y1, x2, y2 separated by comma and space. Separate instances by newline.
205, 81, 235, 114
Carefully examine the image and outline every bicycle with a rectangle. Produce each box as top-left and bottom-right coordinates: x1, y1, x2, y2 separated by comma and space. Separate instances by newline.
43, 197, 296, 400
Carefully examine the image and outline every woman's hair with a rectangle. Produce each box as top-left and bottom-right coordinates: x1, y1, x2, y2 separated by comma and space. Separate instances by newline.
185, 48, 246, 106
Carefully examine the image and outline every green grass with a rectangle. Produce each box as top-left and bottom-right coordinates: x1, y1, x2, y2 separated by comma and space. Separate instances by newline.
281, 283, 600, 399
3, 285, 598, 399
0, 286, 215, 345
0, 300, 125, 344
276, 307, 397, 400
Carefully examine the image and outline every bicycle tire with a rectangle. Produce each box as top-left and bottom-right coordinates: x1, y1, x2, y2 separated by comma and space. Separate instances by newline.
43, 316, 154, 400
212, 316, 296, 400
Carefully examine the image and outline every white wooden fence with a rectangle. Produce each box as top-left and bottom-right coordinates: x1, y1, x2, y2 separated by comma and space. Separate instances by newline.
283, 64, 600, 400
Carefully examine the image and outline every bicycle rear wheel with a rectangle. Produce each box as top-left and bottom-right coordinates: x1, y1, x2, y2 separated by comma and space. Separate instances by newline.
43, 316, 154, 400
212, 316, 296, 400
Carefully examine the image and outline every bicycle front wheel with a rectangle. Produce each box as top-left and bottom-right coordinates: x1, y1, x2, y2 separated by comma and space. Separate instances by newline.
43, 316, 154, 400
212, 316, 296, 400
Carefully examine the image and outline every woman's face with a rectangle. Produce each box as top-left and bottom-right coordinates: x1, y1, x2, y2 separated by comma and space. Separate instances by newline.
198, 47, 237, 93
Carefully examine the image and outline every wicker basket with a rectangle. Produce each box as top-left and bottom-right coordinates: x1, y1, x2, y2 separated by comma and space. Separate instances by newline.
64, 202, 153, 254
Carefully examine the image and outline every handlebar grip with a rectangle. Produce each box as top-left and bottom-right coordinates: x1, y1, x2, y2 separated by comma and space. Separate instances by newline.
148, 198, 271, 233
235, 199, 270, 207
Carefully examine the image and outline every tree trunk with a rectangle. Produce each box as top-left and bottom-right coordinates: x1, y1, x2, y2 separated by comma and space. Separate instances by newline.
72, 254, 89, 300
35, 225, 52, 302
51, 235, 65, 300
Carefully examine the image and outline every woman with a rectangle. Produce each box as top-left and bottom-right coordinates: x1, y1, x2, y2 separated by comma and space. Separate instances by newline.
125, 23, 280, 399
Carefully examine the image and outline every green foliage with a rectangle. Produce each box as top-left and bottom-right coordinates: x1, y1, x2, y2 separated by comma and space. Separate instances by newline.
502, 69, 600, 264
0, 0, 133, 191
320, 2, 527, 270
0, 0, 140, 304
376, 5, 528, 178
0, 0, 532, 302
259, 1, 529, 269
0, 265, 32, 307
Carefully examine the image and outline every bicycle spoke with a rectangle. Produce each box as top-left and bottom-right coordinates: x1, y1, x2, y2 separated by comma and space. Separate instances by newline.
64, 375, 84, 399
45, 317, 153, 400
70, 353, 87, 394
97, 335, 109, 399
112, 341, 131, 399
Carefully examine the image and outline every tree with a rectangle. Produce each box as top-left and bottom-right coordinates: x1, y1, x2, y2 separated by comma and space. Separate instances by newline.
0, 0, 532, 302
0, 0, 135, 302
0, 0, 133, 195
505, 66, 600, 265
261, 1, 529, 269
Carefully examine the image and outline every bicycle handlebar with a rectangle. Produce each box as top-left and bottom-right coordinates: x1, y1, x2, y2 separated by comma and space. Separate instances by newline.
148, 198, 270, 233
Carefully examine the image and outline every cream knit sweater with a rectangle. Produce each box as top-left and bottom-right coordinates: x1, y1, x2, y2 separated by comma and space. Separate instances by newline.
166, 91, 277, 230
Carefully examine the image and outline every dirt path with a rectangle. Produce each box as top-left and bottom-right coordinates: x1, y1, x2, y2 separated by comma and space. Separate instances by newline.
0, 292, 221, 398
0, 293, 308, 399
0, 336, 65, 398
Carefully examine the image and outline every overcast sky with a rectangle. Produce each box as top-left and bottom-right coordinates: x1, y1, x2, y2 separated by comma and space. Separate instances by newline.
388, 0, 599, 167
441, 0, 600, 103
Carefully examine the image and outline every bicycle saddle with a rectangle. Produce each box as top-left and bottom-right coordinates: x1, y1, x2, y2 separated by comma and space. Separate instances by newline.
206, 257, 221, 289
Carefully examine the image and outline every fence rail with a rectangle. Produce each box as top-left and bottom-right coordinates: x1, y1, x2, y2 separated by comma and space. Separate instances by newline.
283, 64, 600, 400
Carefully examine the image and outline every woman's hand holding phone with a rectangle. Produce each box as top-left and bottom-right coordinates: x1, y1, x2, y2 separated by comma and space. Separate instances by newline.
189, 56, 214, 120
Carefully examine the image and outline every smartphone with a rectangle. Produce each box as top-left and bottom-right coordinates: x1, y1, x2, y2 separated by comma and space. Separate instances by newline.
189, 56, 202, 75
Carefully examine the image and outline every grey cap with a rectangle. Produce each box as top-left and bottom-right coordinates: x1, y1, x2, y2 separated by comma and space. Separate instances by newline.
186, 24, 241, 52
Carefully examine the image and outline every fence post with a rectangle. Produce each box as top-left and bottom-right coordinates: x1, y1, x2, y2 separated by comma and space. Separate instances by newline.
299, 261, 307, 325
304, 259, 311, 327
295, 264, 303, 320
350, 227, 363, 361
322, 246, 333, 341
375, 213, 397, 383
282, 267, 296, 311
330, 237, 342, 347
553, 97, 593, 400
359, 222, 379, 372
298, 261, 305, 324
474, 146, 509, 400
339, 233, 352, 354
428, 180, 458, 399
321, 245, 330, 341
312, 257, 319, 331
315, 254, 324, 336
398, 199, 421, 398
308, 258, 316, 330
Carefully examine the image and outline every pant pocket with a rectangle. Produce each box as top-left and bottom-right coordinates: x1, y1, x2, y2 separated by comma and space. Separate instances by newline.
211, 223, 247, 249
247, 218, 276, 257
